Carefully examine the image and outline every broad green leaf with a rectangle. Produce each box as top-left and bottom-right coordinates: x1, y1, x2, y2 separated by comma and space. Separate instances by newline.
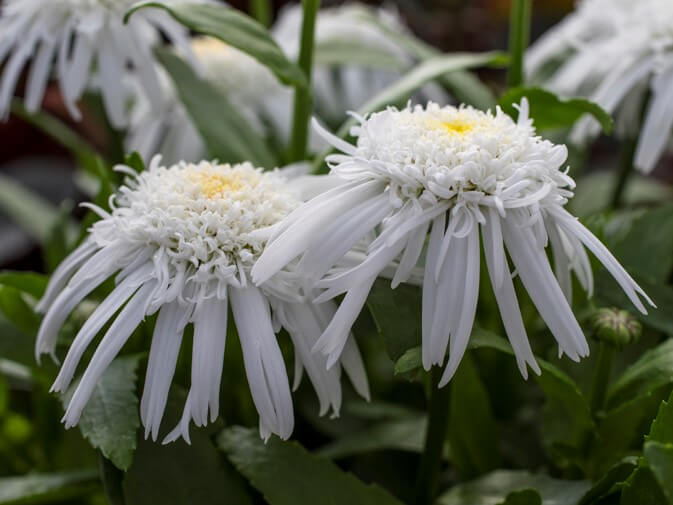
316, 416, 429, 459
643, 442, 673, 504
157, 50, 277, 169
499, 87, 614, 133
0, 286, 41, 336
499, 489, 542, 505
648, 390, 673, 444
64, 356, 142, 471
620, 466, 668, 505
579, 457, 638, 505
449, 353, 500, 478
394, 346, 422, 375
314, 39, 408, 70
608, 339, 673, 407
123, 391, 252, 505
313, 51, 506, 171
218, 426, 405, 505
367, 280, 422, 362
437, 470, 590, 505
0, 272, 47, 299
0, 470, 98, 505
0, 173, 64, 243
126, 2, 306, 88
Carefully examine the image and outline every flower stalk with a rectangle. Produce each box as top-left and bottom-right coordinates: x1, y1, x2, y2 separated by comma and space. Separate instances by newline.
288, 0, 320, 162
415, 367, 451, 505
250, 0, 272, 27
507, 0, 532, 88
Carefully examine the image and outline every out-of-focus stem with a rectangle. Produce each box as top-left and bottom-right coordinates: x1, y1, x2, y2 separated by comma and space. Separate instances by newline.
250, 0, 272, 27
507, 0, 532, 88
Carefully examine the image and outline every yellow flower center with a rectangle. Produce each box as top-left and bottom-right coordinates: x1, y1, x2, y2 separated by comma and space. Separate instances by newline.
440, 118, 474, 135
190, 171, 243, 199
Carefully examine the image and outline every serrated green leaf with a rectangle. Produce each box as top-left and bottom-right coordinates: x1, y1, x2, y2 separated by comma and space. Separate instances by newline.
63, 356, 142, 471
0, 272, 46, 300
449, 353, 500, 478
218, 426, 405, 505
123, 390, 252, 505
620, 466, 668, 505
367, 280, 422, 362
0, 286, 41, 336
609, 339, 673, 407
499, 87, 614, 133
156, 49, 277, 169
648, 390, 673, 445
437, 470, 590, 505
0, 470, 98, 505
313, 51, 506, 171
316, 416, 429, 459
579, 457, 638, 505
126, 2, 306, 88
643, 442, 673, 504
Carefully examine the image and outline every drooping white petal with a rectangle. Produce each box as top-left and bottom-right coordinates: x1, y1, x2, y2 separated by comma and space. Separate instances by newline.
422, 214, 446, 371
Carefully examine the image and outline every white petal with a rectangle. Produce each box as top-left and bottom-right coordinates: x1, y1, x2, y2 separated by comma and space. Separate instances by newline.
422, 214, 446, 371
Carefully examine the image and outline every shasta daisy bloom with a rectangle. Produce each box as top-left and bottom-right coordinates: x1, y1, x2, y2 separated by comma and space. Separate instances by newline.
526, 0, 673, 173
35, 158, 369, 443
126, 36, 293, 164
0, 0, 195, 128
253, 100, 655, 386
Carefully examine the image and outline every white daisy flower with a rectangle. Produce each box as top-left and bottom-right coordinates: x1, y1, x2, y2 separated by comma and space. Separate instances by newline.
126, 36, 293, 164
35, 157, 369, 443
0, 0, 195, 128
253, 100, 655, 386
272, 3, 448, 124
526, 0, 673, 173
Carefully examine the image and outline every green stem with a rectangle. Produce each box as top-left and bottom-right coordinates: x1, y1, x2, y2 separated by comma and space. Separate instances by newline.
589, 343, 615, 414
250, 0, 272, 27
610, 137, 637, 209
414, 367, 451, 505
507, 0, 532, 88
288, 0, 320, 163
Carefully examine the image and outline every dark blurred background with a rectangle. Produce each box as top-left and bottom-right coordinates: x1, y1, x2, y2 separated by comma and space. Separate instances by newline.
0, 0, 574, 271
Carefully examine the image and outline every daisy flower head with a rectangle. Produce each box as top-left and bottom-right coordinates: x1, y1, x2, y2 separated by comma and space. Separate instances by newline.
35, 157, 369, 443
127, 36, 293, 164
253, 100, 654, 386
0, 0, 195, 128
526, 0, 673, 173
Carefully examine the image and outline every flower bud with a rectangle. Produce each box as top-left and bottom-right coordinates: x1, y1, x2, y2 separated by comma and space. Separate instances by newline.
592, 308, 642, 349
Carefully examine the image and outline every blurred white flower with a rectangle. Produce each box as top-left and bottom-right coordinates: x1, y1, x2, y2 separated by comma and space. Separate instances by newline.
35, 158, 369, 443
527, 0, 673, 173
126, 36, 294, 164
253, 100, 654, 385
0, 0, 195, 128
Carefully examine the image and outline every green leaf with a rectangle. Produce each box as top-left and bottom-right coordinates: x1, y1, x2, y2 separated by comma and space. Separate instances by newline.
0, 272, 47, 299
367, 279, 422, 362
156, 49, 277, 169
123, 390, 253, 505
499, 87, 614, 133
314, 39, 408, 70
316, 416, 429, 459
125, 2, 306, 88
449, 353, 500, 478
609, 339, 673, 407
648, 390, 673, 445
643, 442, 673, 504
579, 457, 638, 505
123, 152, 146, 174
499, 489, 542, 505
620, 466, 668, 505
218, 426, 405, 505
394, 346, 422, 375
313, 51, 506, 171
0, 470, 98, 505
437, 470, 590, 505
0, 286, 41, 336
63, 356, 142, 471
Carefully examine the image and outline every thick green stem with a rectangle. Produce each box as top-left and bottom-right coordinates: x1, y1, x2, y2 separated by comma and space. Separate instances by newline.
610, 138, 637, 209
250, 0, 272, 27
507, 0, 532, 88
288, 0, 319, 163
589, 343, 615, 414
414, 367, 451, 505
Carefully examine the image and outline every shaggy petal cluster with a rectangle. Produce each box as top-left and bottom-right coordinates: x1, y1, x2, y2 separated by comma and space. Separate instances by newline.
0, 0, 195, 127
126, 36, 293, 164
253, 101, 654, 385
36, 158, 369, 443
527, 0, 673, 173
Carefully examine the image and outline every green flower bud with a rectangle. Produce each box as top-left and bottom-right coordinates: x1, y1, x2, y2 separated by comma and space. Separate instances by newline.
591, 308, 642, 349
